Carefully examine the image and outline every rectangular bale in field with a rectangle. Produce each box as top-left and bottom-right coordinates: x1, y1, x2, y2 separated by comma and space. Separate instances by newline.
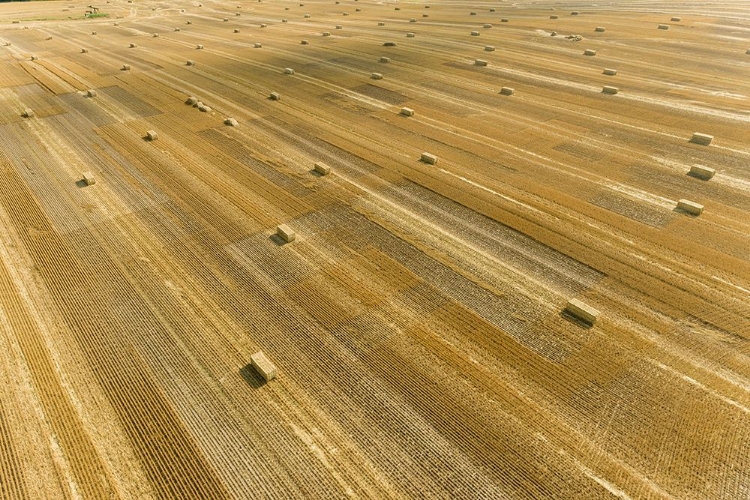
602, 86, 618, 94
690, 132, 713, 145
677, 199, 704, 215
565, 299, 599, 324
146, 130, 158, 141
276, 224, 296, 242
82, 172, 96, 186
314, 162, 331, 175
584, 49, 596, 56
400, 107, 414, 116
251, 351, 277, 381
270, 92, 281, 100
689, 165, 715, 180
603, 68, 617, 75
371, 72, 383, 79
421, 152, 438, 165
474, 59, 488, 66
500, 87, 514, 95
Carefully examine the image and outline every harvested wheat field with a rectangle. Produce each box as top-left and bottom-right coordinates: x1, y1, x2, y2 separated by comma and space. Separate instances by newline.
1, 0, 749, 498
